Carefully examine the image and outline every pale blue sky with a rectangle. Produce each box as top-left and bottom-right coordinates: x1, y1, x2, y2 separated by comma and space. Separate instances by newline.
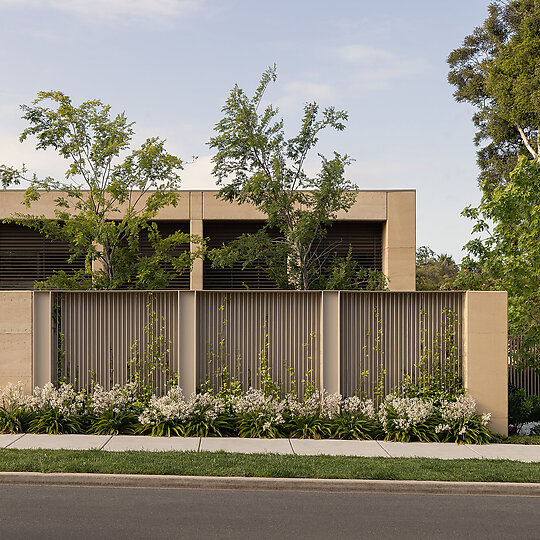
0, 0, 492, 260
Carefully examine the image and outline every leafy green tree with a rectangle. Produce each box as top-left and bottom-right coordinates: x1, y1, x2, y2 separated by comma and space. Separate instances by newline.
457, 156, 540, 369
448, 0, 540, 187
416, 247, 459, 291
0, 91, 200, 289
208, 66, 383, 290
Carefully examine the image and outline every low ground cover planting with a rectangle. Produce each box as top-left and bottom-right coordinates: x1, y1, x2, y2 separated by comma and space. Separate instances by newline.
0, 382, 493, 443
0, 449, 539, 483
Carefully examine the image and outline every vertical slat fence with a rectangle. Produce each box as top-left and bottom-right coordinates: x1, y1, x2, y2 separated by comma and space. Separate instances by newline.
340, 292, 464, 398
52, 290, 464, 398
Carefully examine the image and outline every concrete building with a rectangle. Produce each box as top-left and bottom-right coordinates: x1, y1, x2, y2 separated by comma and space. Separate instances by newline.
0, 189, 416, 291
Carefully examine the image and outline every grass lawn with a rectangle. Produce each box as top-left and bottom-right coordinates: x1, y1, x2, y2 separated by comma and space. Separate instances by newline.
0, 449, 539, 483
497, 435, 540, 445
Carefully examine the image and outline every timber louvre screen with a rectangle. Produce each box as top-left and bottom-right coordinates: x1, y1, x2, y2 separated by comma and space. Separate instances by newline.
52, 290, 464, 398
340, 292, 464, 398
54, 291, 179, 392
508, 335, 540, 396
197, 292, 321, 396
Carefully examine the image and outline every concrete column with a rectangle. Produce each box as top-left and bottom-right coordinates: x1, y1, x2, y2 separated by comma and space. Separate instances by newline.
91, 242, 105, 273
33, 291, 53, 388
190, 192, 204, 290
0, 292, 33, 392
382, 191, 416, 291
320, 291, 340, 394
178, 291, 197, 396
463, 291, 508, 436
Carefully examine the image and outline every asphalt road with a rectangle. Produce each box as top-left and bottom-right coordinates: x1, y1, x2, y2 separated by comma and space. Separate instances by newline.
0, 485, 538, 539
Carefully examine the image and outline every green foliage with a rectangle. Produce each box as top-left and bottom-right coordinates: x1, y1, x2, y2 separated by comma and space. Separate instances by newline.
322, 249, 388, 290
235, 412, 284, 439
128, 296, 178, 403
436, 415, 494, 445
182, 411, 232, 438
331, 413, 382, 440
89, 410, 140, 435
416, 247, 459, 291
508, 385, 540, 429
140, 419, 184, 438
29, 408, 83, 435
447, 0, 540, 188
285, 415, 333, 439
0, 90, 201, 290
208, 66, 380, 290
401, 309, 464, 402
380, 409, 438, 443
0, 409, 33, 434
457, 157, 540, 368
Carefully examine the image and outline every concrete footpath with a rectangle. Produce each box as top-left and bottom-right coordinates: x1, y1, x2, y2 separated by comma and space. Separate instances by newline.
1, 433, 540, 462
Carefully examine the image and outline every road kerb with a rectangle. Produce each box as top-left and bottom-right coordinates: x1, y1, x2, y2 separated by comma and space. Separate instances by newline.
0, 472, 538, 496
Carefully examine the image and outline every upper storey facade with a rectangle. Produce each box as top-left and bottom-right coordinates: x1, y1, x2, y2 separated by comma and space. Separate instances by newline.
0, 189, 416, 291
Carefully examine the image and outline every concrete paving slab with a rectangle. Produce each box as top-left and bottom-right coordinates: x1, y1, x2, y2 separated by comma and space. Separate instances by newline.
465, 444, 540, 462
199, 437, 293, 454
290, 439, 388, 457
8, 434, 110, 450
378, 441, 480, 460
0, 434, 24, 448
103, 436, 200, 452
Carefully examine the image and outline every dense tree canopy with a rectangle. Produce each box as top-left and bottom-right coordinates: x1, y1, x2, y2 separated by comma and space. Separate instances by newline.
416, 247, 459, 291
457, 157, 540, 367
0, 91, 200, 289
208, 66, 384, 290
448, 0, 540, 187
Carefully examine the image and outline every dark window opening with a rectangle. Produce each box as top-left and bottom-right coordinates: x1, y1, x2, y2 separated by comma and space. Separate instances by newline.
203, 220, 383, 290
0, 223, 84, 289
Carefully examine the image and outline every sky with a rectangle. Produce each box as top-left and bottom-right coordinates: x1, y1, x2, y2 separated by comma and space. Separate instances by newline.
0, 0, 493, 261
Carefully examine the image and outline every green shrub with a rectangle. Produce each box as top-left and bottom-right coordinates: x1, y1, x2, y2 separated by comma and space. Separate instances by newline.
331, 413, 382, 440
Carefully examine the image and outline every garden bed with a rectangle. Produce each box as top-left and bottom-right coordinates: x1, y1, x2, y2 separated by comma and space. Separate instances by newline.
0, 382, 493, 444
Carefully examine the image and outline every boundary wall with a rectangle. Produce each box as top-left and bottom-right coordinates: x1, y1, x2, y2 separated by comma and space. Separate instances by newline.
0, 290, 508, 434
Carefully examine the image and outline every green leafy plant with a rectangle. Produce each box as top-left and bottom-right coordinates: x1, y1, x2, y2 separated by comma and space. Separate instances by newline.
128, 296, 178, 404
331, 413, 382, 440
29, 408, 84, 435
208, 65, 378, 291
401, 309, 463, 402
285, 415, 333, 440
0, 90, 201, 290
89, 410, 140, 435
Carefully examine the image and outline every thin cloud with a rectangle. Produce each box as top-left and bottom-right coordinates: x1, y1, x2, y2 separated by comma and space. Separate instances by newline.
0, 0, 203, 23
335, 45, 427, 90
180, 155, 216, 190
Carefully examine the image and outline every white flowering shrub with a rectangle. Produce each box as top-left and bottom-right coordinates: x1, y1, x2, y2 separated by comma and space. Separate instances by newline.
88, 383, 140, 435
342, 396, 377, 419
283, 391, 342, 439
139, 387, 230, 437
435, 394, 493, 444
0, 382, 34, 433
89, 383, 138, 416
232, 388, 286, 438
378, 394, 437, 442
30, 383, 85, 416
333, 397, 383, 440
285, 390, 341, 420
0, 382, 32, 411
0, 382, 495, 443
28, 382, 86, 434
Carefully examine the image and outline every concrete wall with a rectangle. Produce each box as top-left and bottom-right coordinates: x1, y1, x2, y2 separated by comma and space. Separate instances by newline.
463, 291, 508, 435
0, 291, 33, 392
382, 191, 416, 291
0, 290, 509, 435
